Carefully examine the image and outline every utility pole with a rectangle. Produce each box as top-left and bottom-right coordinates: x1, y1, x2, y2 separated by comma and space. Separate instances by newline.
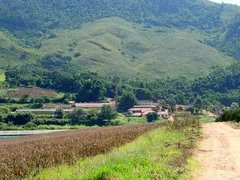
113, 76, 119, 110
115, 81, 118, 109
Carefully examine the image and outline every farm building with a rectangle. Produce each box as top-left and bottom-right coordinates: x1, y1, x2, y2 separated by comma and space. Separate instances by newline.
128, 103, 169, 119
138, 100, 159, 106
16, 109, 73, 115
157, 110, 169, 119
175, 104, 191, 111
74, 103, 115, 109
42, 104, 72, 109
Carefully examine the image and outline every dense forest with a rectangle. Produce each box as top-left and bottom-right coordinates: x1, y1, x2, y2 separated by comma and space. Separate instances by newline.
1, 0, 240, 60
0, 0, 222, 32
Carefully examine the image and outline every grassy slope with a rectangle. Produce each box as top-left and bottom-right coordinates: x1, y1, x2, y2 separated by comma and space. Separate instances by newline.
0, 73, 5, 82
34, 126, 200, 180
0, 31, 39, 69
40, 17, 234, 79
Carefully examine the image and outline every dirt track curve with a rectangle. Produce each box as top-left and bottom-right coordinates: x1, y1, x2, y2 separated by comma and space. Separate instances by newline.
196, 123, 240, 180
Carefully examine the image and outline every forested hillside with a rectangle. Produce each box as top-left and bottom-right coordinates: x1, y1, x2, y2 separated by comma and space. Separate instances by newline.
1, 0, 240, 59
0, 0, 240, 106
0, 0, 222, 32
215, 15, 240, 60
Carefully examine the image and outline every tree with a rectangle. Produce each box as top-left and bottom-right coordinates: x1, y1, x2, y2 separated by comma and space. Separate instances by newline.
71, 109, 88, 125
76, 79, 106, 102
194, 98, 202, 110
231, 102, 239, 110
5, 113, 34, 125
31, 97, 44, 108
88, 108, 99, 124
99, 105, 117, 123
19, 94, 30, 103
146, 112, 158, 122
118, 92, 137, 112
135, 88, 153, 100
54, 108, 64, 119
166, 94, 176, 112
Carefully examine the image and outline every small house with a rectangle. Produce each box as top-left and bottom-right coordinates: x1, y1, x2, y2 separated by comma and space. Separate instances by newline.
157, 110, 169, 119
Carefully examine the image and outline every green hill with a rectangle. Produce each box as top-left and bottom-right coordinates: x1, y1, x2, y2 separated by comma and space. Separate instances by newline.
0, 0, 240, 79
38, 17, 234, 78
0, 31, 38, 69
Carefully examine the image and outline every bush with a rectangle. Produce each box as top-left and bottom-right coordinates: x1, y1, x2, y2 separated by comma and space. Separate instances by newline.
24, 122, 37, 130
5, 113, 34, 125
118, 92, 137, 112
88, 108, 100, 125
33, 118, 70, 126
146, 112, 158, 122
71, 109, 88, 125
54, 108, 64, 119
217, 109, 240, 122
99, 105, 117, 122
0, 122, 7, 130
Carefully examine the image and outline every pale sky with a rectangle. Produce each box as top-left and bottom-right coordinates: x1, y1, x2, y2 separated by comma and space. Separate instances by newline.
208, 0, 240, 6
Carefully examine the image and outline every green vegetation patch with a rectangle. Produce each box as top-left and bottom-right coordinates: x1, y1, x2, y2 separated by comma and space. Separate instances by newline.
36, 121, 200, 180
0, 73, 5, 82
199, 116, 216, 123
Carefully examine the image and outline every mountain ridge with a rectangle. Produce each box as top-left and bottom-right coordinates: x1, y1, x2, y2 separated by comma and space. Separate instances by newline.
0, 0, 240, 79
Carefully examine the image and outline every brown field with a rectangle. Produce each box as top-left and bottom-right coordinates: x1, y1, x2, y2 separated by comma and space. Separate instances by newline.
0, 123, 166, 179
3, 88, 56, 98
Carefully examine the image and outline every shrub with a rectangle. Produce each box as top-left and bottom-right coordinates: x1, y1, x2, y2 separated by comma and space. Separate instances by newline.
74, 53, 81, 58
71, 109, 88, 125
146, 112, 158, 122
99, 105, 117, 122
5, 113, 34, 125
217, 109, 240, 122
24, 122, 37, 130
33, 118, 70, 126
54, 108, 64, 119
118, 92, 137, 112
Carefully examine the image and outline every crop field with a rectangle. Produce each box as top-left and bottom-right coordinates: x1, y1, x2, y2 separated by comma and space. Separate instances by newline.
3, 88, 56, 98
0, 123, 165, 179
36, 117, 201, 179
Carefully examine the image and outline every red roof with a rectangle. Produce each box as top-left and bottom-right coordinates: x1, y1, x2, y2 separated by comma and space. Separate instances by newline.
142, 110, 155, 115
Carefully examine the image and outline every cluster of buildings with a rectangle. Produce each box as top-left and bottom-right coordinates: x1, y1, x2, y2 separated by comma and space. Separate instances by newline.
16, 99, 170, 119
128, 101, 169, 119
16, 100, 115, 115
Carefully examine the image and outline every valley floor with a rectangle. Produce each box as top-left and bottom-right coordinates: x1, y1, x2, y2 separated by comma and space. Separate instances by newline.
195, 123, 240, 180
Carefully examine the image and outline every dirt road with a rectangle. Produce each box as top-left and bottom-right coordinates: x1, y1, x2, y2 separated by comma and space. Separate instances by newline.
195, 123, 240, 180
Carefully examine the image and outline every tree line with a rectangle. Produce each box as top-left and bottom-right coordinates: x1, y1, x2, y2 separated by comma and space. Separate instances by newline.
4, 55, 240, 107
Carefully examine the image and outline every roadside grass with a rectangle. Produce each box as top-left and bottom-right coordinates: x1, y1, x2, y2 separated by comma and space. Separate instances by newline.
35, 119, 201, 180
199, 116, 216, 123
